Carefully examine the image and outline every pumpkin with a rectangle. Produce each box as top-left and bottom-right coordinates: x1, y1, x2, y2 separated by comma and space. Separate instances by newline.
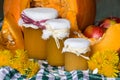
4, 0, 30, 23
2, 0, 30, 50
31, 0, 96, 31
92, 24, 120, 53
0, 32, 6, 50
1, 13, 24, 50
71, 24, 120, 54
76, 0, 96, 30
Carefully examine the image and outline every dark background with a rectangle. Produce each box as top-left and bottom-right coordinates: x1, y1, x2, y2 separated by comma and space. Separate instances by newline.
0, 0, 3, 22
0, 0, 120, 25
96, 0, 120, 21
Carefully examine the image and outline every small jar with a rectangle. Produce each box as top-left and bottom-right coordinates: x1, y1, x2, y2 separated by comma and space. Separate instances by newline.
18, 8, 58, 60
42, 19, 70, 66
62, 38, 91, 71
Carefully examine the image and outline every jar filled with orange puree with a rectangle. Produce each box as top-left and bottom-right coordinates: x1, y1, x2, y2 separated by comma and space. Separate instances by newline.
62, 38, 91, 71
18, 8, 58, 60
42, 19, 70, 66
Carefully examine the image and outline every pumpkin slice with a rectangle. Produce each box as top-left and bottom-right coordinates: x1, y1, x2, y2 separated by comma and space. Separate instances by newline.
1, 13, 24, 50
4, 0, 20, 23
0, 32, 6, 50
20, 0, 30, 12
3, 0, 12, 16
4, 0, 30, 23
2, 0, 30, 50
92, 24, 120, 53
31, 0, 96, 31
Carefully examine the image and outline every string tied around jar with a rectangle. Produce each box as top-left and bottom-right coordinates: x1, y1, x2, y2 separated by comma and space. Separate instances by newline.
42, 25, 70, 49
62, 44, 90, 60
21, 12, 47, 30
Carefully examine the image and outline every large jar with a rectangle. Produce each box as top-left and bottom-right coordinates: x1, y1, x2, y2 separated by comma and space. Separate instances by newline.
62, 38, 91, 71
18, 7, 58, 60
42, 19, 70, 66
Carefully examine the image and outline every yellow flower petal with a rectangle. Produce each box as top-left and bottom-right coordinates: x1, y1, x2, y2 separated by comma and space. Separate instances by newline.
88, 50, 119, 77
100, 63, 119, 77
0, 50, 13, 66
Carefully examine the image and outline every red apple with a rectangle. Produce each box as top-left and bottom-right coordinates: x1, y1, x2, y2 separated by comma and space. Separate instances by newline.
99, 19, 116, 28
99, 17, 120, 29
107, 16, 120, 23
83, 25, 104, 39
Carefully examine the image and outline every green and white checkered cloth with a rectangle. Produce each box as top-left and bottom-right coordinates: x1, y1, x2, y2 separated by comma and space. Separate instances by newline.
0, 60, 120, 80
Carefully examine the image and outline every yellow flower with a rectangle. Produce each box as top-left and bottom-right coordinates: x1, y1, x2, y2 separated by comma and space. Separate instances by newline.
14, 49, 29, 62
88, 51, 106, 70
10, 49, 29, 71
91, 52, 106, 65
0, 50, 13, 66
16, 61, 29, 75
88, 60, 100, 70
10, 59, 25, 72
88, 50, 119, 77
0, 49, 40, 78
103, 50, 119, 65
118, 63, 120, 70
99, 63, 119, 77
16, 59, 40, 78
25, 59, 40, 78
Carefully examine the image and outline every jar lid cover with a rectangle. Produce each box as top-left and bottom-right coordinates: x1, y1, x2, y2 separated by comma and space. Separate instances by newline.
64, 38, 90, 48
22, 7, 58, 21
45, 19, 70, 29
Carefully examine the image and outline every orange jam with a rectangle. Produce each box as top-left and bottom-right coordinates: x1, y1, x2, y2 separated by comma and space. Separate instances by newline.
64, 52, 90, 71
18, 8, 58, 60
42, 19, 70, 66
23, 27, 47, 59
46, 37, 65, 66
62, 38, 91, 71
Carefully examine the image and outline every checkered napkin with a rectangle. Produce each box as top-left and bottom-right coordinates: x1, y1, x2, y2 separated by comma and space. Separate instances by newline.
0, 60, 120, 80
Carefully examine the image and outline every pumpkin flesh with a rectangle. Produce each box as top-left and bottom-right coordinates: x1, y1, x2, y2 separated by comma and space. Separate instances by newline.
4, 0, 30, 23
92, 24, 120, 53
31, 0, 96, 31
1, 13, 24, 50
2, 0, 30, 50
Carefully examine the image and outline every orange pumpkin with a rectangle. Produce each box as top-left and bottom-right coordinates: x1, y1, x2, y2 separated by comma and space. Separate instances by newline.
70, 24, 120, 54
2, 0, 30, 50
1, 13, 24, 50
92, 24, 120, 53
31, 0, 96, 31
76, 0, 96, 30
4, 0, 30, 23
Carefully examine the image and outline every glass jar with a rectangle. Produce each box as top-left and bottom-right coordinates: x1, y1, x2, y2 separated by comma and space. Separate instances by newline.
42, 19, 70, 66
62, 38, 91, 71
47, 37, 65, 66
23, 27, 47, 59
19, 8, 58, 60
